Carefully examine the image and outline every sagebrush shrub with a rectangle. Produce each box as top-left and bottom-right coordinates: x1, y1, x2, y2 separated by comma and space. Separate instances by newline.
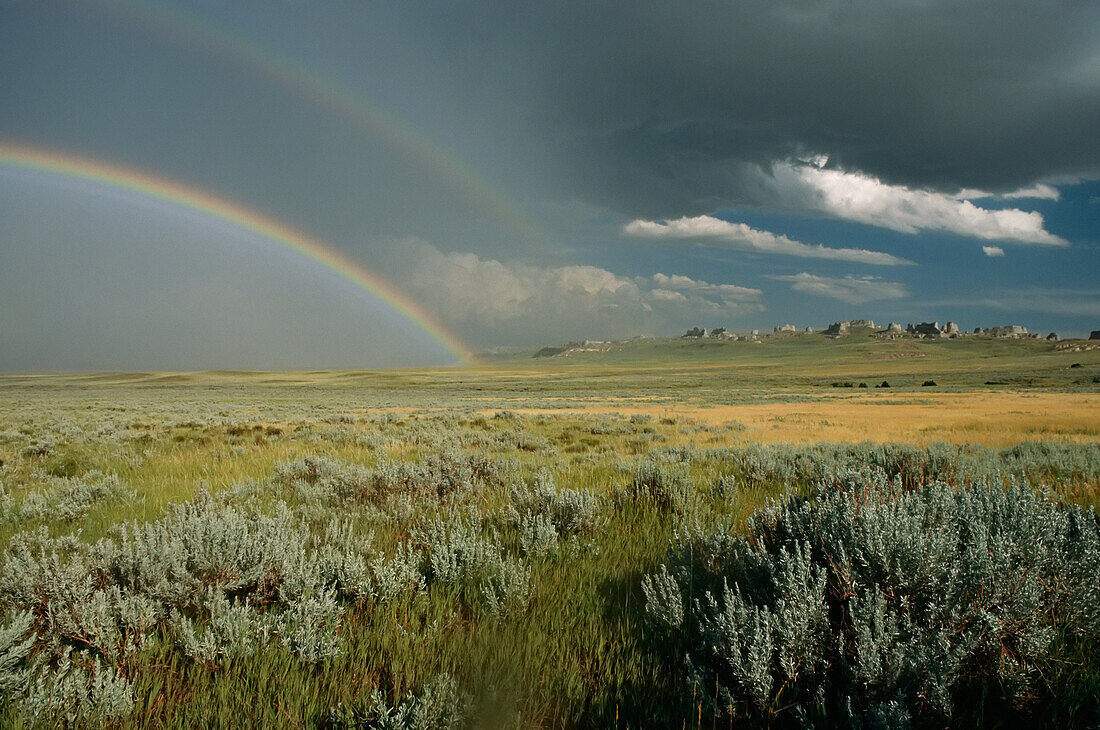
643, 469, 1100, 726
482, 559, 532, 620
697, 441, 1100, 492
412, 516, 501, 587
103, 494, 310, 608
517, 512, 558, 558
19, 441, 56, 459
626, 459, 692, 514
276, 456, 374, 504
278, 451, 515, 506
509, 471, 601, 539
173, 587, 266, 665
411, 516, 531, 617
370, 543, 426, 602
0, 490, 395, 720
7, 471, 136, 524
19, 652, 134, 725
328, 673, 470, 730
0, 610, 35, 698
274, 588, 344, 662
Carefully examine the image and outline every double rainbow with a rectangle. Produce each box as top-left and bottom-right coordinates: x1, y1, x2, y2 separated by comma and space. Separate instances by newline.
99, 0, 545, 243
0, 141, 474, 365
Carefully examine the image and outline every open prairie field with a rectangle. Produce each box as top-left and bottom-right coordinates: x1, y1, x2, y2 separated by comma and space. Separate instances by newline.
8, 0, 1100, 724
0, 335, 1098, 728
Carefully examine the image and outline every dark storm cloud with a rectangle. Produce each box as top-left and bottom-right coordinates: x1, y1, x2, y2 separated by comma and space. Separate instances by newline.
2, 0, 1098, 369
406, 0, 1100, 218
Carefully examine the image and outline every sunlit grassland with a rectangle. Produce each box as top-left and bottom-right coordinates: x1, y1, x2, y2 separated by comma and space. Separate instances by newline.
0, 407, 796, 727
0, 335, 1097, 727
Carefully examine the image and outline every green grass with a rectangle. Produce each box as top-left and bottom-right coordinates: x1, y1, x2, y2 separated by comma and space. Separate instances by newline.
4, 330, 1099, 405
0, 337, 1098, 727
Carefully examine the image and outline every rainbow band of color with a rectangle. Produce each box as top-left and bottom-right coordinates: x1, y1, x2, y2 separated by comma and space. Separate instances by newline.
0, 141, 474, 365
101, 0, 547, 244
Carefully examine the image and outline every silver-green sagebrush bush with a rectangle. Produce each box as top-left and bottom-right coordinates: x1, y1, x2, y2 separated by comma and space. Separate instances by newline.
276, 455, 375, 504
507, 471, 602, 558
0, 610, 35, 697
0, 607, 134, 725
411, 515, 532, 618
370, 543, 426, 602
19, 441, 56, 459
412, 515, 501, 587
699, 441, 1100, 492
481, 558, 532, 621
277, 450, 516, 507
516, 512, 558, 558
624, 459, 692, 515
5, 471, 137, 524
643, 469, 1100, 727
274, 588, 345, 662
329, 672, 471, 730
20, 651, 134, 725
0, 457, 536, 724
509, 471, 601, 537
173, 587, 268, 665
103, 494, 311, 608
0, 489, 419, 722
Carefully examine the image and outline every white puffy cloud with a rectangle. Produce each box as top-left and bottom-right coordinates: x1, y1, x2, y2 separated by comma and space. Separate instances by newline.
770, 273, 908, 304
767, 161, 1067, 245
982, 246, 1005, 257
954, 184, 1061, 201
994, 184, 1061, 201
387, 240, 763, 345
649, 273, 762, 304
623, 215, 910, 265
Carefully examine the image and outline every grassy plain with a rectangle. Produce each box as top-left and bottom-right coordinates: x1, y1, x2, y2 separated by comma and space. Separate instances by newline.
0, 332, 1097, 727
6, 329, 1096, 445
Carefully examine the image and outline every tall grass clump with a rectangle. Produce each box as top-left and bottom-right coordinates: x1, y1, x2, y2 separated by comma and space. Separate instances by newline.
643, 469, 1100, 727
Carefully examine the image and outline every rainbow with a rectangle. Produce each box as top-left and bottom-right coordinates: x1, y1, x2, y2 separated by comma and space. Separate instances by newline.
0, 141, 475, 365
97, 0, 546, 243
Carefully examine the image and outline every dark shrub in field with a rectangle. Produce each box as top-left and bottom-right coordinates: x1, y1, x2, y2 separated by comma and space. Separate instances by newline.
643, 470, 1100, 727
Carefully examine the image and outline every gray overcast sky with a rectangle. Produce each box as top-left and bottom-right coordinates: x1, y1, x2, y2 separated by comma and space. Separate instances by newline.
2, 0, 1098, 369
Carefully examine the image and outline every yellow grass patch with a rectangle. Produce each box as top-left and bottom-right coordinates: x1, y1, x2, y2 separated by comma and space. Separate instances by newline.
499, 392, 1100, 447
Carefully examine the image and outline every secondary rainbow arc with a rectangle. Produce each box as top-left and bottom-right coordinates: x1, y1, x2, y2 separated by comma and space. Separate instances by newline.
0, 141, 474, 365
99, 0, 546, 243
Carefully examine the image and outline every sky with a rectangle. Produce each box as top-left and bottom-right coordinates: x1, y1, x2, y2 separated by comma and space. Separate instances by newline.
2, 0, 1098, 369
